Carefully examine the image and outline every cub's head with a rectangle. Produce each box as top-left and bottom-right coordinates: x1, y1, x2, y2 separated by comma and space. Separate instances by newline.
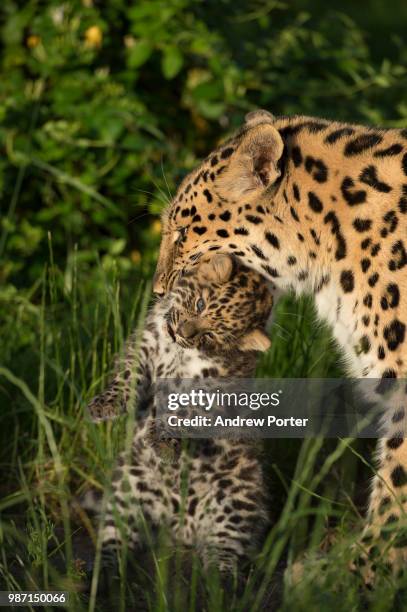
165, 253, 273, 353
153, 110, 284, 295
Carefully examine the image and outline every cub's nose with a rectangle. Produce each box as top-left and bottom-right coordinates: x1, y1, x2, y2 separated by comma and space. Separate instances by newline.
177, 320, 198, 339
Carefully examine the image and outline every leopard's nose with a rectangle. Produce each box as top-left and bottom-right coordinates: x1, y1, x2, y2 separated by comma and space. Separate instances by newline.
177, 320, 198, 339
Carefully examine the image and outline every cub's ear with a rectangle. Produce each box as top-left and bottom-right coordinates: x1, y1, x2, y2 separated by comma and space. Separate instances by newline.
240, 329, 271, 352
217, 122, 284, 199
198, 254, 234, 284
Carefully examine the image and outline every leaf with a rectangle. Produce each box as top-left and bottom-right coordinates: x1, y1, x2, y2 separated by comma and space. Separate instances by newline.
197, 100, 225, 119
190, 79, 223, 101
109, 238, 126, 255
128, 40, 153, 68
161, 46, 183, 79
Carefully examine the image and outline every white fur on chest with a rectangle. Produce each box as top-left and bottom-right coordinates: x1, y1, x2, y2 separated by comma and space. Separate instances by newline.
315, 282, 370, 378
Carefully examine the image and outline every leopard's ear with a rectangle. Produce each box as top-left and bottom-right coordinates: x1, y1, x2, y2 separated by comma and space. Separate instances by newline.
244, 109, 275, 127
240, 329, 271, 352
198, 254, 234, 284
217, 121, 284, 199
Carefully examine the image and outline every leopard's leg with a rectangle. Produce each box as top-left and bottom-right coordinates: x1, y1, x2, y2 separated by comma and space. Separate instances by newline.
201, 516, 251, 576
353, 388, 407, 585
197, 453, 268, 579
358, 435, 407, 583
98, 466, 144, 576
197, 496, 267, 600
98, 440, 170, 575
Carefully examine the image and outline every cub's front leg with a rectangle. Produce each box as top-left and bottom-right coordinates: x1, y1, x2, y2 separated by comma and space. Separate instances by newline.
87, 330, 152, 422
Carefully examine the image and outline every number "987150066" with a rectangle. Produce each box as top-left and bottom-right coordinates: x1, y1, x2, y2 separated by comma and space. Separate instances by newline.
0, 592, 68, 607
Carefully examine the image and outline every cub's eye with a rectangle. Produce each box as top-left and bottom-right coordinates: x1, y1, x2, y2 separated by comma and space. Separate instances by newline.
176, 226, 188, 245
196, 297, 205, 313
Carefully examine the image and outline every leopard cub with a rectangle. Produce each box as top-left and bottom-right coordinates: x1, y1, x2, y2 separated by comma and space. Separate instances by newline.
87, 254, 274, 577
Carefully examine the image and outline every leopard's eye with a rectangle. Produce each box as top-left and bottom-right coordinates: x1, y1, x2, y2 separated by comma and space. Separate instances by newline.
176, 226, 188, 245
196, 297, 205, 313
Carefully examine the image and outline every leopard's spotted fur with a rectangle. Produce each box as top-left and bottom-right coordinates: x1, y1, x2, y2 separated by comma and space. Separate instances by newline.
87, 254, 274, 575
153, 110, 407, 582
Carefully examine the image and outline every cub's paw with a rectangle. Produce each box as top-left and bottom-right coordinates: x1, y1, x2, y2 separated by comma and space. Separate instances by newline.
154, 438, 181, 465
86, 393, 125, 423
146, 419, 181, 465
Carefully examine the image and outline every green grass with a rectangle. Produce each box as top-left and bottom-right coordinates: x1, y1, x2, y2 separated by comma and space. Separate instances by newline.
1, 254, 405, 611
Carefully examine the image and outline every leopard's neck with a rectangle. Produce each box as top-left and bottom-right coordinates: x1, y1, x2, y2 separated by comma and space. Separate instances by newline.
229, 116, 404, 374
234, 115, 400, 296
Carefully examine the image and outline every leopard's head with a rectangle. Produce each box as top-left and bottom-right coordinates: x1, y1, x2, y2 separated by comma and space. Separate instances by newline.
153, 110, 285, 295
165, 253, 273, 353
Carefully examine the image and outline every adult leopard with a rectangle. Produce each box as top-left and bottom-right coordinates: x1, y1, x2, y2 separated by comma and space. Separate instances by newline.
153, 110, 407, 583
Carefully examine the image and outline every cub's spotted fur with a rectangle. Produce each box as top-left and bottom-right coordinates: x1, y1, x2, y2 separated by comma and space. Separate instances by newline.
87, 254, 273, 575
153, 110, 407, 582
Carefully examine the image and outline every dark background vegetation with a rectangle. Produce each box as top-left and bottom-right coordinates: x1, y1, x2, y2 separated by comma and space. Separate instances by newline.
3, 0, 407, 294
1, 0, 407, 609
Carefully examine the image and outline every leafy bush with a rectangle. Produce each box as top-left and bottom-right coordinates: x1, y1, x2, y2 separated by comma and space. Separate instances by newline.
2, 0, 407, 289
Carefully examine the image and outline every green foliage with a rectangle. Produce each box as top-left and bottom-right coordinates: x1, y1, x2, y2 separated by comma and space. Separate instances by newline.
26, 513, 55, 568
1, 0, 407, 608
2, 0, 407, 288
